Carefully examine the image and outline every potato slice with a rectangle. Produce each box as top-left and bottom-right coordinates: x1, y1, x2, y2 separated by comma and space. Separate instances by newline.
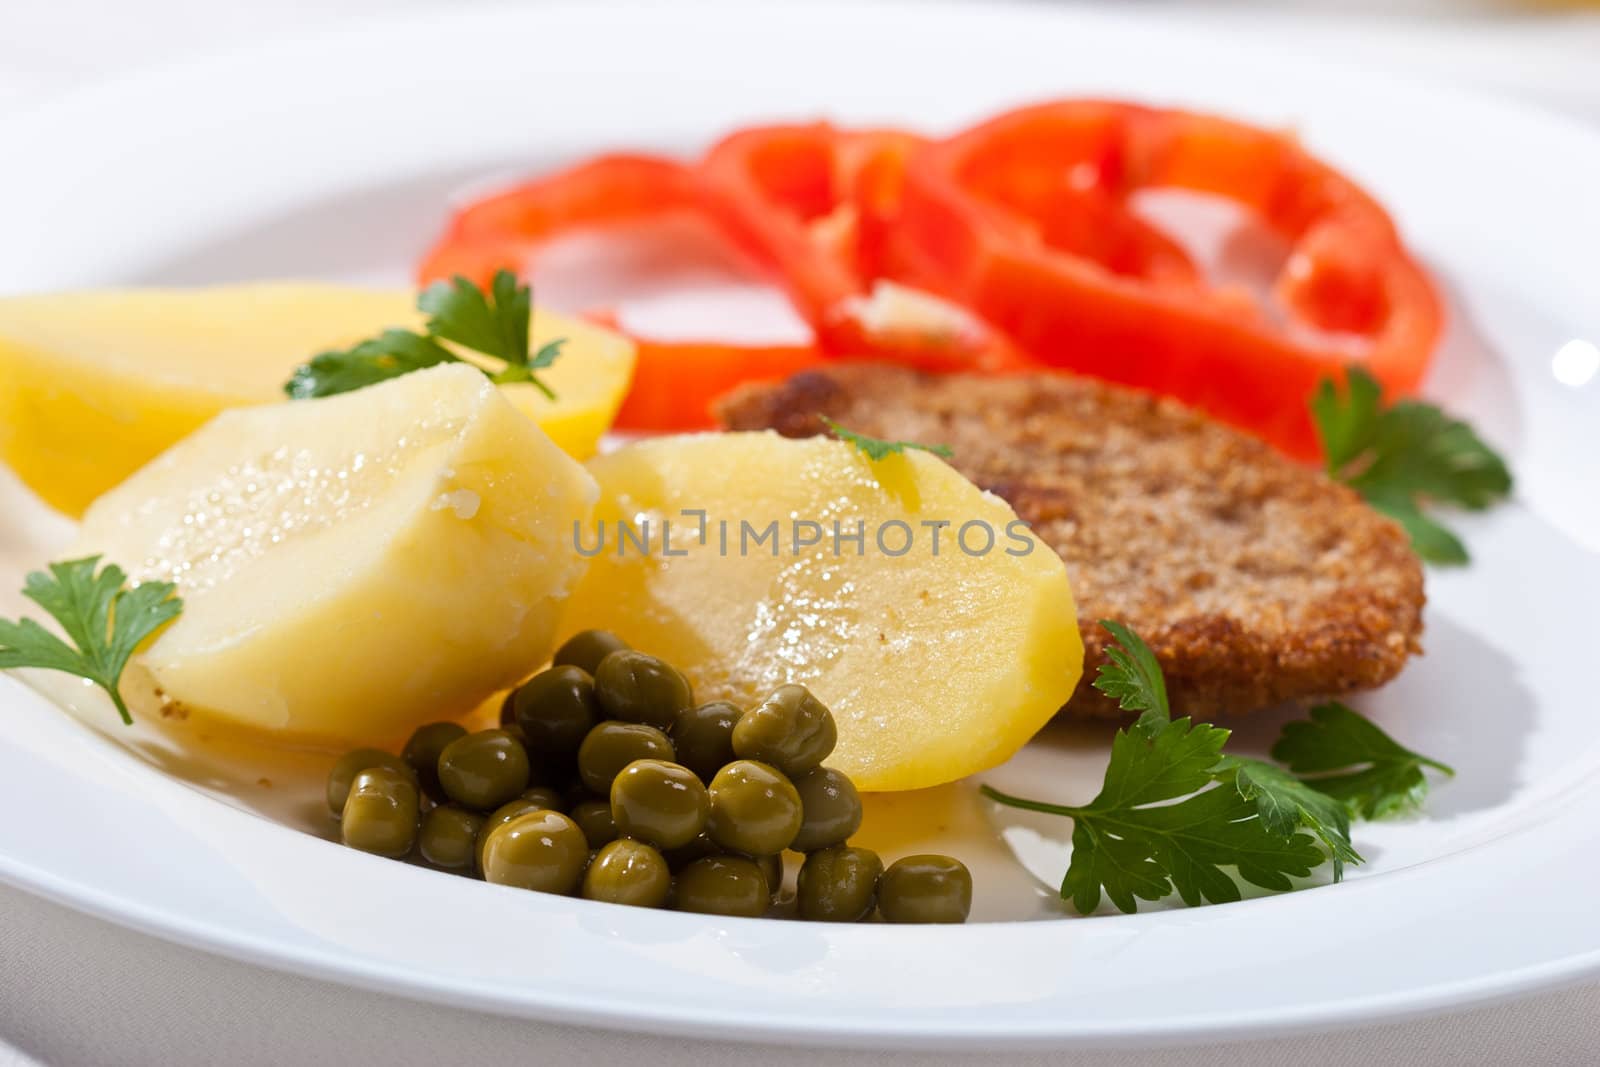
0, 284, 633, 515
74, 364, 597, 744
559, 432, 1083, 791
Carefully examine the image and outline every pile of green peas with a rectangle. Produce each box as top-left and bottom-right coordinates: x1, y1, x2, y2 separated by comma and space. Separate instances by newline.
328, 630, 972, 923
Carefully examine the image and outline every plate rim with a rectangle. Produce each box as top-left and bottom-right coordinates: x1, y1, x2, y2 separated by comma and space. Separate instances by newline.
2, 0, 1600, 1049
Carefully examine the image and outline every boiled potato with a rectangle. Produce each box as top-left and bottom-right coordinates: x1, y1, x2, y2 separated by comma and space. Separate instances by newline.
0, 284, 633, 515
75, 364, 597, 744
559, 432, 1082, 791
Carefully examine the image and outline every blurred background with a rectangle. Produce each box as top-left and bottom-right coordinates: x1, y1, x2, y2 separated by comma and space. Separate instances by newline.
1, 0, 1598, 125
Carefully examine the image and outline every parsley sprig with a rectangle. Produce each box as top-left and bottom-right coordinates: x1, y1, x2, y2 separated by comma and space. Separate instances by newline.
0, 557, 182, 725
822, 418, 953, 462
981, 622, 1450, 914
1311, 368, 1511, 564
284, 270, 564, 401
1271, 702, 1454, 820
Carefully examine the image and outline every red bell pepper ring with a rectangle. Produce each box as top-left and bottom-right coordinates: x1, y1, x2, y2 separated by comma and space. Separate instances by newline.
895, 100, 1442, 457
698, 123, 1034, 373
580, 309, 824, 431
418, 154, 707, 286
417, 155, 830, 431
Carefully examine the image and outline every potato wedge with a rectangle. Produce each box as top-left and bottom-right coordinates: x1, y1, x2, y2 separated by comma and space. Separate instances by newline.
559, 431, 1083, 790
0, 284, 633, 515
74, 364, 597, 744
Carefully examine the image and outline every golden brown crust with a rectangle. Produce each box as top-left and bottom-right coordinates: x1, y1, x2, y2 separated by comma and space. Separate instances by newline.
715, 364, 1425, 719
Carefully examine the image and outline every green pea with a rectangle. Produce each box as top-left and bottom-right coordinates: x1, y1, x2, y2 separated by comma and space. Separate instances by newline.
577, 721, 674, 794
326, 748, 413, 815
437, 729, 530, 810
790, 767, 863, 852
418, 804, 485, 870
662, 832, 719, 873
401, 722, 467, 799
610, 759, 710, 850
480, 810, 588, 894
674, 856, 769, 917
476, 796, 554, 870
554, 629, 630, 676
706, 760, 802, 856
570, 799, 619, 849
511, 666, 600, 768
582, 839, 672, 908
340, 767, 419, 858
593, 650, 693, 728
671, 701, 741, 782
877, 855, 972, 924
797, 846, 882, 922
731, 684, 836, 776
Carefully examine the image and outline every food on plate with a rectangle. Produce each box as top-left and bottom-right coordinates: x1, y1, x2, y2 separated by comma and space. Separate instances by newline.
0, 282, 632, 515
592, 649, 694, 730
0, 93, 1499, 925
326, 748, 416, 814
797, 846, 885, 922
577, 722, 675, 794
716, 364, 1425, 718
555, 430, 1084, 790
706, 760, 804, 856
669, 700, 742, 782
1312, 369, 1512, 564
476, 796, 557, 870
421, 103, 1441, 454
437, 728, 533, 810
876, 854, 973, 924
0, 556, 180, 724
893, 100, 1441, 458
981, 623, 1449, 914
327, 639, 974, 921
481, 809, 590, 893
553, 628, 631, 676
71, 363, 597, 741
416, 155, 832, 433
401, 721, 469, 798
340, 766, 422, 858
503, 665, 601, 773
570, 800, 620, 849
731, 683, 839, 777
789, 767, 864, 853
583, 839, 674, 908
418, 805, 486, 870
675, 855, 771, 918
610, 759, 710, 850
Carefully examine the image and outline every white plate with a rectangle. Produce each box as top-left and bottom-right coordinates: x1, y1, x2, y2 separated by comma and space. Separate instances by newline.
2, 0, 1599, 1050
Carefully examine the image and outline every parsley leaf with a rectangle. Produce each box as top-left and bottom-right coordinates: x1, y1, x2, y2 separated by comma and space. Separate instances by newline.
284, 271, 563, 400
981, 623, 1325, 914
1271, 701, 1454, 820
284, 330, 460, 400
982, 721, 1325, 913
1216, 755, 1361, 880
1091, 619, 1169, 736
822, 418, 954, 462
1311, 368, 1512, 564
0, 556, 182, 725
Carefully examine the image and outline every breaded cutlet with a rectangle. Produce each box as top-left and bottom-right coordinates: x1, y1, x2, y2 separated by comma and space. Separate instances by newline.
715, 364, 1425, 719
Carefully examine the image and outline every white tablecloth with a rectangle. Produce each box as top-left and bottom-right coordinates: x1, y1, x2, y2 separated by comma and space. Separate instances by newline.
2, 3, 1598, 1064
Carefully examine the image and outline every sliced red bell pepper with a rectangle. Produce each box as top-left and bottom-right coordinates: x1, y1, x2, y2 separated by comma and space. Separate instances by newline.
418, 154, 706, 287
580, 310, 824, 431
417, 154, 831, 431
698, 123, 1032, 373
895, 100, 1442, 457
